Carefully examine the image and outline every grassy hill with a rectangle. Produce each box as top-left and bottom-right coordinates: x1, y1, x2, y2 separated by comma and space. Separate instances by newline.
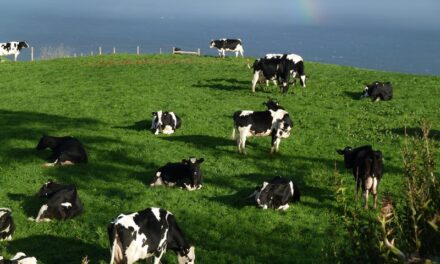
0, 54, 439, 263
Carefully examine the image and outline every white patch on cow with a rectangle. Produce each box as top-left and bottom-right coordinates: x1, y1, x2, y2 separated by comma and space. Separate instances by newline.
117, 212, 139, 229
289, 181, 294, 196
61, 202, 72, 208
3, 224, 11, 233
162, 125, 174, 134
152, 110, 163, 134
285, 53, 303, 63
255, 182, 269, 206
300, 75, 306, 87
251, 71, 260, 92
35, 204, 49, 222
177, 246, 195, 264
190, 157, 197, 163
151, 208, 162, 221
239, 111, 253, 117
277, 204, 290, 211
0, 208, 11, 218
184, 183, 198, 191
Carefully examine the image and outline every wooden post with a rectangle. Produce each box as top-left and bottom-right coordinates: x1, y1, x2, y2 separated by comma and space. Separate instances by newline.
91, 51, 94, 56
197, 48, 201, 56
160, 48, 162, 54
31, 47, 34, 61
137, 46, 139, 55
172, 47, 175, 54
113, 47, 116, 54
99, 46, 102, 55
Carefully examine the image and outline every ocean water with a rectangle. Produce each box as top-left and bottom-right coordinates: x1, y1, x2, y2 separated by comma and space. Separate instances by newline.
1, 2, 439, 75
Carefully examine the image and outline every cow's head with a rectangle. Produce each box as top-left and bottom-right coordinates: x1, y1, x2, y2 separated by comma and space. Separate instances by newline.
182, 157, 204, 189
37, 180, 63, 197
362, 81, 380, 98
263, 99, 284, 111
275, 113, 293, 139
18, 41, 29, 50
209, 40, 216, 48
151, 111, 163, 133
177, 246, 195, 264
254, 182, 270, 209
36, 135, 51, 150
336, 146, 355, 168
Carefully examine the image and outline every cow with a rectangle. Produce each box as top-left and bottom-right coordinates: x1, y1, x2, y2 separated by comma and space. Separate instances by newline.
249, 176, 300, 210
265, 53, 307, 87
251, 56, 295, 93
31, 180, 83, 222
150, 157, 204, 191
0, 41, 29, 61
108, 207, 195, 264
209, 38, 244, 58
0, 252, 37, 264
232, 105, 293, 154
361, 81, 393, 102
151, 111, 182, 135
36, 135, 88, 166
337, 145, 384, 209
0, 208, 15, 241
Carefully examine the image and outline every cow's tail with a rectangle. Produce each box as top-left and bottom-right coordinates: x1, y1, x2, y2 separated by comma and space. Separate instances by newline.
109, 227, 118, 264
231, 127, 236, 140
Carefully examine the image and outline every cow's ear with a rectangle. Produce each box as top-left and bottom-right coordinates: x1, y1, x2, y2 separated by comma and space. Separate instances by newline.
182, 159, 188, 164
336, 149, 344, 155
152, 112, 156, 116
198, 158, 205, 164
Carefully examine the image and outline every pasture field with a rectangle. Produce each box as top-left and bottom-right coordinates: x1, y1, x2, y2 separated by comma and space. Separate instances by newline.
0, 54, 439, 263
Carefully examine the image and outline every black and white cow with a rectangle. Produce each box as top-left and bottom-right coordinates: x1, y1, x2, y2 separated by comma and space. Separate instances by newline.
210, 38, 244, 58
0, 252, 37, 264
249, 176, 300, 210
265, 53, 307, 87
36, 135, 88, 166
251, 56, 295, 93
232, 105, 293, 154
151, 111, 182, 135
0, 208, 15, 241
150, 157, 204, 191
31, 180, 83, 222
337, 145, 384, 209
361, 81, 393, 101
0, 41, 29, 61
108, 207, 195, 264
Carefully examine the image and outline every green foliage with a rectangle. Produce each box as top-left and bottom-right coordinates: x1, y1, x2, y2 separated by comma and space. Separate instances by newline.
0, 55, 439, 263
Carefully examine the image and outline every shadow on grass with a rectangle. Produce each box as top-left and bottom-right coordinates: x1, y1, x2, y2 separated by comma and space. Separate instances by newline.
7, 235, 107, 264
112, 119, 151, 132
7, 193, 41, 219
159, 134, 238, 152
343, 91, 362, 100
390, 127, 440, 140
192, 78, 249, 92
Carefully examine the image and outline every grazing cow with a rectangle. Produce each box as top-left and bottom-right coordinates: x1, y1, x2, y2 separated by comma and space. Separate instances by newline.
151, 111, 182, 135
0, 41, 29, 61
0, 208, 15, 241
32, 180, 83, 222
210, 38, 244, 58
249, 176, 300, 210
362, 81, 393, 101
108, 207, 195, 264
251, 56, 295, 93
36, 135, 88, 166
150, 157, 204, 191
0, 252, 37, 264
232, 105, 293, 154
337, 145, 384, 209
265, 53, 307, 87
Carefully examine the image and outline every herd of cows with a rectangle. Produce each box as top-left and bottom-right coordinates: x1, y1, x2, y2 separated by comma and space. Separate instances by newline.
0, 38, 395, 263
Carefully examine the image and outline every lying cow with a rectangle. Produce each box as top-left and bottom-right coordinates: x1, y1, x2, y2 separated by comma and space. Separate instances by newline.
31, 180, 83, 222
251, 56, 295, 93
0, 252, 37, 264
232, 104, 293, 154
249, 176, 300, 210
108, 207, 195, 264
150, 157, 204, 191
337, 145, 384, 209
0, 208, 15, 241
36, 135, 88, 166
151, 111, 181, 135
0, 41, 29, 61
361, 81, 393, 101
210, 38, 244, 58
265, 53, 307, 87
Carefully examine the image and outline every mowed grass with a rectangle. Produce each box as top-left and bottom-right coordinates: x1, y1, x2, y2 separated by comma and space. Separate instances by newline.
0, 54, 439, 263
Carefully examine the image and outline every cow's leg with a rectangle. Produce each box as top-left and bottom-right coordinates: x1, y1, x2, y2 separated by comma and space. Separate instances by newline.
271, 137, 281, 153
235, 51, 239, 57
372, 178, 378, 209
238, 127, 249, 154
14, 53, 18, 61
153, 249, 165, 264
363, 189, 369, 209
44, 158, 58, 167
251, 71, 260, 92
222, 50, 226, 58
35, 204, 51, 222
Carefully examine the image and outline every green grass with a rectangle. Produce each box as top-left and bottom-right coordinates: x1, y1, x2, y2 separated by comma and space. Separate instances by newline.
0, 54, 439, 263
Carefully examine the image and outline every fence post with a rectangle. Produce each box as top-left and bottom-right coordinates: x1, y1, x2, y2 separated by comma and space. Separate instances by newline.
137, 46, 139, 55
74, 53, 77, 58
99, 46, 102, 55
197, 48, 201, 56
113, 47, 116, 54
91, 51, 94, 56
172, 47, 175, 54
31, 47, 34, 61
159, 48, 162, 54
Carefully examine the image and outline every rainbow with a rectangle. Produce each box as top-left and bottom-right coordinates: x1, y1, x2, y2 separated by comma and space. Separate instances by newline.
292, 0, 324, 25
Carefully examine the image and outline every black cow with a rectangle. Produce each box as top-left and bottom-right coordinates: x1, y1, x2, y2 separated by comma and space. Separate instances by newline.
108, 207, 195, 264
210, 38, 244, 58
0, 208, 15, 241
32, 180, 83, 222
150, 157, 204, 191
0, 41, 29, 61
265, 53, 307, 87
36, 135, 88, 166
337, 145, 384, 209
151, 111, 182, 135
232, 106, 293, 154
362, 81, 393, 101
249, 176, 300, 210
0, 252, 37, 264
251, 56, 295, 93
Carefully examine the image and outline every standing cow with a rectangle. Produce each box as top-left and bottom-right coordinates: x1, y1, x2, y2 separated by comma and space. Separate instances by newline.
108, 207, 195, 264
337, 145, 384, 209
361, 81, 393, 101
0, 41, 29, 61
265, 53, 307, 87
251, 56, 295, 93
232, 104, 293, 154
210, 39, 244, 58
151, 111, 181, 135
